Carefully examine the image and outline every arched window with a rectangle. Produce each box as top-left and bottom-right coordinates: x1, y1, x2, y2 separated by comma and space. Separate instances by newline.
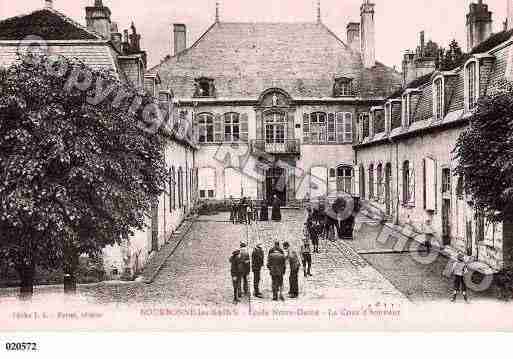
433, 77, 444, 121
359, 164, 366, 199
224, 112, 240, 142
196, 113, 215, 143
403, 161, 410, 204
177, 167, 183, 208
336, 166, 353, 194
376, 163, 383, 200
465, 60, 479, 111
170, 166, 176, 211
369, 164, 374, 199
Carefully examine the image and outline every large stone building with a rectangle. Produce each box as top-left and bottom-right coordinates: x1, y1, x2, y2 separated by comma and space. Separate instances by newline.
354, 0, 513, 271
0, 0, 198, 278
148, 1, 401, 205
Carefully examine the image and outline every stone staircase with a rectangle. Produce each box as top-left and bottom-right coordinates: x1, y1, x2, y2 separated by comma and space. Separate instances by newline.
139, 216, 196, 284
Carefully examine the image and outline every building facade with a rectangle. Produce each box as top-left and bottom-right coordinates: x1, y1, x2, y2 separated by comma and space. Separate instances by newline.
354, 0, 513, 271
147, 1, 401, 205
0, 0, 198, 278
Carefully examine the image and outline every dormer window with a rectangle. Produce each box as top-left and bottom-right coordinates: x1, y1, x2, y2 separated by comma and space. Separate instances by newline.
371, 107, 385, 134
194, 77, 216, 97
333, 77, 354, 97
433, 76, 445, 121
464, 59, 479, 111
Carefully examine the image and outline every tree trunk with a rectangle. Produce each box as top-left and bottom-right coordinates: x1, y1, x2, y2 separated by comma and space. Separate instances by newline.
18, 262, 35, 301
64, 251, 79, 295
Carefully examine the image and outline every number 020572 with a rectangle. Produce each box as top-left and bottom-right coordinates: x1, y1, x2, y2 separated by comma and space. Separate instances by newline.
5, 342, 38, 351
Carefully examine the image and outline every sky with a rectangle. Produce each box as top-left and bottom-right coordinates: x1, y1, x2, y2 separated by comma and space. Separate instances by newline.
0, 0, 509, 70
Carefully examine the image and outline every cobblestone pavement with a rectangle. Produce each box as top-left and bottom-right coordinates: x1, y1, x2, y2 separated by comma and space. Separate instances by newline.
348, 216, 496, 302
0, 210, 409, 309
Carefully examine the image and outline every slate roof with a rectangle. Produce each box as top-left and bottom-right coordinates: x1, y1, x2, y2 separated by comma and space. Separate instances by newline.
0, 8, 101, 41
0, 8, 116, 72
149, 22, 402, 99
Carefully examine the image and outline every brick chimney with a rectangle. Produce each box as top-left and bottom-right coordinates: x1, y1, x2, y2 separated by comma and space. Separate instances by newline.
347, 22, 361, 52
173, 24, 187, 55
85, 0, 112, 39
466, 0, 493, 52
110, 22, 122, 52
129, 22, 141, 52
360, 0, 375, 68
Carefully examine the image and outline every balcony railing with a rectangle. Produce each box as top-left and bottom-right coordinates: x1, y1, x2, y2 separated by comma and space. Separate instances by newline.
250, 139, 301, 155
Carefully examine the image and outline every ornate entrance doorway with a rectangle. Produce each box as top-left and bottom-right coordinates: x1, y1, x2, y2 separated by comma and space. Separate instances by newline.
265, 167, 287, 204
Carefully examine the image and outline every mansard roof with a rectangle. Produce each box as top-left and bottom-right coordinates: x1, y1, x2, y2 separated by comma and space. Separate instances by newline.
0, 8, 102, 41
149, 22, 401, 99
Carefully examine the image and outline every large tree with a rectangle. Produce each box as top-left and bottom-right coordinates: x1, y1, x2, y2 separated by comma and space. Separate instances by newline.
0, 54, 168, 299
454, 82, 513, 223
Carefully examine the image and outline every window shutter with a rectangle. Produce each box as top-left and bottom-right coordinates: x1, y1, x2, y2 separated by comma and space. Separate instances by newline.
336, 112, 344, 143
409, 161, 416, 205
327, 113, 336, 142
344, 113, 353, 143
286, 113, 293, 140
303, 113, 310, 144
353, 165, 360, 196
358, 116, 364, 142
240, 113, 248, 142
214, 113, 223, 142
399, 163, 404, 205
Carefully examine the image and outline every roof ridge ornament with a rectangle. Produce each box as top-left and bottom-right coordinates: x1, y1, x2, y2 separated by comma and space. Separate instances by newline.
216, 1, 220, 23
45, 0, 53, 9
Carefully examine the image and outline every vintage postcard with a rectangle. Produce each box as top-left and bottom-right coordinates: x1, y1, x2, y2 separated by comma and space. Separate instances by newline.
1, 0, 513, 335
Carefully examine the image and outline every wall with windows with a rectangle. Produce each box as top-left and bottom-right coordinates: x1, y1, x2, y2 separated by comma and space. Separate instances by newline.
103, 139, 197, 277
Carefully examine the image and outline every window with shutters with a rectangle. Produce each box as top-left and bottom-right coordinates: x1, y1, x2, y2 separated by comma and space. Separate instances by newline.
433, 77, 444, 121
170, 166, 176, 211
265, 112, 286, 144
196, 113, 215, 143
402, 160, 415, 205
360, 164, 366, 199
303, 112, 352, 144
369, 164, 374, 199
303, 113, 310, 144
376, 163, 383, 201
337, 166, 353, 194
327, 113, 336, 142
373, 110, 385, 134
310, 112, 327, 143
390, 101, 402, 130
361, 113, 370, 139
224, 112, 240, 142
423, 158, 437, 211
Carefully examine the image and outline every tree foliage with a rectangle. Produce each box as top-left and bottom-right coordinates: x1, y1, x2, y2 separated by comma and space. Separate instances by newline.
454, 84, 513, 222
0, 54, 168, 277
438, 39, 466, 71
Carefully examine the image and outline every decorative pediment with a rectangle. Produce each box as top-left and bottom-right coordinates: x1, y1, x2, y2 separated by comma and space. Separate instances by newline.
258, 88, 292, 107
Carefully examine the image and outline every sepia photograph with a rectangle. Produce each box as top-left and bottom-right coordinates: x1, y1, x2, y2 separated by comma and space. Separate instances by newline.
1, 0, 513, 339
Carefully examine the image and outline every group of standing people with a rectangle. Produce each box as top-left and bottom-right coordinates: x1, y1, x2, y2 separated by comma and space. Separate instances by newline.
229, 197, 257, 225
229, 238, 312, 303
229, 195, 283, 225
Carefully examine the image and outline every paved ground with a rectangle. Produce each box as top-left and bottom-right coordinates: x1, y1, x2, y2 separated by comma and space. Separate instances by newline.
0, 210, 409, 309
0, 209, 497, 307
348, 217, 496, 302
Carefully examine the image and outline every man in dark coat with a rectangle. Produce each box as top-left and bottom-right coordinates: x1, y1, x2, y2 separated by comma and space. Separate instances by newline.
284, 242, 301, 298
239, 242, 251, 296
267, 242, 286, 301
229, 249, 242, 304
251, 243, 264, 298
